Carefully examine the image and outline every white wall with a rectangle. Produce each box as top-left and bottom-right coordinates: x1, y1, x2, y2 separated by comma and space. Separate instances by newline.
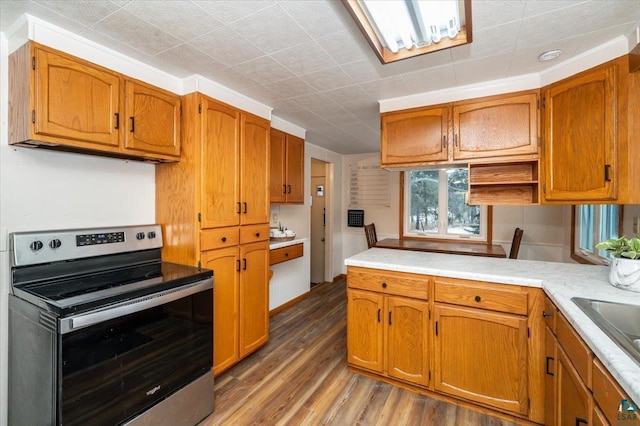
0, 32, 156, 425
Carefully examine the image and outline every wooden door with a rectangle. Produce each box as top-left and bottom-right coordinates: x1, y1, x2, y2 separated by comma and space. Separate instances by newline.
557, 346, 590, 426
123, 79, 180, 158
433, 304, 529, 415
453, 92, 538, 160
201, 247, 239, 375
545, 327, 558, 426
34, 46, 120, 148
240, 113, 270, 225
239, 241, 269, 358
201, 97, 240, 229
386, 296, 429, 387
381, 106, 449, 166
543, 62, 617, 201
285, 134, 305, 203
269, 128, 286, 203
347, 289, 384, 373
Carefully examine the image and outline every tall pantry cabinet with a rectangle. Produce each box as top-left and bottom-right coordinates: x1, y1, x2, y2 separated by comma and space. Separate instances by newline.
156, 92, 270, 375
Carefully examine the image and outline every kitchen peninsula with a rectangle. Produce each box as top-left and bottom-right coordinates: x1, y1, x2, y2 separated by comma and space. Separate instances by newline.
345, 248, 640, 424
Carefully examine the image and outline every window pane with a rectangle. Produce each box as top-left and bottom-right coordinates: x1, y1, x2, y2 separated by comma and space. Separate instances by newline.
409, 170, 439, 233
598, 205, 619, 259
579, 205, 594, 252
446, 169, 479, 235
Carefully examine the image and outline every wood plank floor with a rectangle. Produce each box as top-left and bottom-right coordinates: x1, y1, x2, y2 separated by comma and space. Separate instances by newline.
199, 278, 517, 426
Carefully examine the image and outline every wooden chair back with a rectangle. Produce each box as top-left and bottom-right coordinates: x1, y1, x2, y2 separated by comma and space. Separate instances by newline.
509, 228, 524, 259
364, 223, 377, 248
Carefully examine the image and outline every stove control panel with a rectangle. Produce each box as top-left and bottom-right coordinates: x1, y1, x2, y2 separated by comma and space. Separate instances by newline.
10, 225, 163, 267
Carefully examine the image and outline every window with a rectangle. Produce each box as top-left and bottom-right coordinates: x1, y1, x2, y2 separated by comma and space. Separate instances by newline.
573, 205, 622, 264
403, 168, 488, 242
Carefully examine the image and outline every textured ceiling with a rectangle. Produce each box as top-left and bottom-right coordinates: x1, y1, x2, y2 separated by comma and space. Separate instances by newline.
1, 0, 639, 155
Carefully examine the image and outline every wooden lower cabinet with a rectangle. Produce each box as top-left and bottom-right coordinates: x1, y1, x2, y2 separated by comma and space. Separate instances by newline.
557, 346, 590, 426
545, 326, 558, 426
433, 304, 529, 415
202, 241, 269, 375
347, 290, 429, 387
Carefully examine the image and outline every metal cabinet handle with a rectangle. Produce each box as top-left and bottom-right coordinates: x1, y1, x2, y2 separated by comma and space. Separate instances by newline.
114, 113, 120, 129
546, 356, 554, 376
377, 308, 381, 322
575, 418, 587, 426
237, 202, 241, 214
442, 134, 447, 148
388, 311, 392, 325
287, 184, 292, 194
474, 295, 481, 302
243, 259, 247, 270
543, 311, 552, 318
236, 259, 241, 272
243, 202, 247, 214
222, 237, 227, 242
454, 133, 458, 147
130, 116, 135, 133
381, 282, 387, 288
255, 232, 260, 237
604, 164, 612, 182
283, 184, 287, 194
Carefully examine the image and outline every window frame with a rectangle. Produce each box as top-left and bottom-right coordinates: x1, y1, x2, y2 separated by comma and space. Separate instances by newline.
400, 170, 493, 244
571, 205, 624, 265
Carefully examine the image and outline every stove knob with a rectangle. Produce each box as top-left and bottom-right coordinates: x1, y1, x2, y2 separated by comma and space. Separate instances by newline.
49, 239, 62, 249
29, 240, 44, 251
147, 231, 156, 239
136, 232, 145, 240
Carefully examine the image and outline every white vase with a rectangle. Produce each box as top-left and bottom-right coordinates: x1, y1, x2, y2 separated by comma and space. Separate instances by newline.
609, 258, 640, 292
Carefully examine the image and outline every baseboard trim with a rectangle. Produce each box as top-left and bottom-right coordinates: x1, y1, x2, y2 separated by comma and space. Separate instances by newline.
269, 291, 310, 317
332, 274, 346, 282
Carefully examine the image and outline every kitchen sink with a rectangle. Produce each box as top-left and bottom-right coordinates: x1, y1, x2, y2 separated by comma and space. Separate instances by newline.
572, 297, 640, 364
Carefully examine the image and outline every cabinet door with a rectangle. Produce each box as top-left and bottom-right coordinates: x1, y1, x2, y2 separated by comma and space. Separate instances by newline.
201, 247, 239, 375
545, 327, 558, 426
240, 114, 270, 225
453, 92, 538, 160
285, 134, 305, 203
386, 296, 429, 387
381, 106, 449, 166
239, 241, 269, 358
34, 46, 120, 148
201, 98, 240, 229
269, 128, 287, 203
434, 304, 529, 415
557, 346, 590, 426
347, 289, 384, 373
543, 63, 617, 201
123, 79, 180, 158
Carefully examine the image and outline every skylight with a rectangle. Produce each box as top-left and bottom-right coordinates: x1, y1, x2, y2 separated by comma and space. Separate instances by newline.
343, 0, 472, 64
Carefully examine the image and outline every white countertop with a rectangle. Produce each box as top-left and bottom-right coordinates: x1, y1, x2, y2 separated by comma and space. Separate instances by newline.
269, 237, 307, 250
345, 248, 640, 404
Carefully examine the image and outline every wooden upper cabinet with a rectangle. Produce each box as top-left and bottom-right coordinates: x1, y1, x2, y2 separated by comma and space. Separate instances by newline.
9, 42, 181, 162
270, 129, 287, 204
201, 98, 241, 229
453, 91, 539, 160
543, 60, 619, 202
381, 105, 449, 166
123, 79, 181, 159
240, 114, 270, 225
270, 129, 304, 204
13, 43, 121, 149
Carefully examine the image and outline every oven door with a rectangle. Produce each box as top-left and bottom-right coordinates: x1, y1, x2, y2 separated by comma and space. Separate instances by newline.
59, 279, 213, 426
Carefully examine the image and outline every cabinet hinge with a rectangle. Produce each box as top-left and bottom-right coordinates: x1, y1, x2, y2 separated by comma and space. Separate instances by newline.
198, 212, 201, 222
31, 110, 36, 124
198, 104, 202, 114
32, 56, 36, 70
197, 260, 201, 269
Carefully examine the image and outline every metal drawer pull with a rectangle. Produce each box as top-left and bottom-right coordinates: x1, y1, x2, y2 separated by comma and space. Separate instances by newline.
545, 356, 554, 376
543, 311, 551, 317
377, 308, 381, 322
114, 113, 120, 129
130, 116, 135, 132
474, 295, 481, 302
381, 282, 387, 288
222, 237, 227, 242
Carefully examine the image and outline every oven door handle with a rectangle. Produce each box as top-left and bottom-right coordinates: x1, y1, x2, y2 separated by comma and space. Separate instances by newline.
59, 278, 213, 334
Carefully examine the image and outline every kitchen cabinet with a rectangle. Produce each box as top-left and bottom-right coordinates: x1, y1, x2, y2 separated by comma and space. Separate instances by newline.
542, 55, 640, 204
545, 327, 558, 426
270, 243, 303, 265
381, 90, 539, 168
433, 278, 530, 416
270, 128, 304, 204
557, 346, 590, 426
9, 41, 181, 162
346, 267, 546, 423
347, 268, 430, 387
156, 92, 271, 375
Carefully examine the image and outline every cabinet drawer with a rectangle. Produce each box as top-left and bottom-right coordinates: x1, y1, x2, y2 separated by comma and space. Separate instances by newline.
434, 277, 528, 315
593, 358, 634, 425
201, 227, 239, 251
347, 267, 428, 300
270, 243, 303, 265
557, 313, 592, 386
240, 224, 270, 244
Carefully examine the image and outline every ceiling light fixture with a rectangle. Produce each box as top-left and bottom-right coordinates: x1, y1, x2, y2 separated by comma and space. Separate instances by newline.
343, 0, 472, 64
538, 50, 562, 62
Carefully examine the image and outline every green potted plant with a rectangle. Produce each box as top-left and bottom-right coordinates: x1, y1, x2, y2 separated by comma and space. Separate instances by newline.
595, 236, 640, 292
